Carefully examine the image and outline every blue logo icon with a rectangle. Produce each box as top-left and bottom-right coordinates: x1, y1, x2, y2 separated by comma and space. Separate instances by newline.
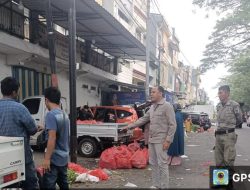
213, 169, 229, 185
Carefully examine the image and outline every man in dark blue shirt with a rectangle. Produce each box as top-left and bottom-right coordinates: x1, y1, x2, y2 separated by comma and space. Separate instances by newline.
0, 77, 39, 189
42, 87, 69, 190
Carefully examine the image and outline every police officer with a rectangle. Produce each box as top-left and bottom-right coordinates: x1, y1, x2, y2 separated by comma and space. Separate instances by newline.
215, 85, 242, 167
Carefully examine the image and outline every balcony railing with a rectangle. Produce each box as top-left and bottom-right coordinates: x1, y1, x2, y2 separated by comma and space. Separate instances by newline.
0, 4, 117, 75
0, 5, 27, 39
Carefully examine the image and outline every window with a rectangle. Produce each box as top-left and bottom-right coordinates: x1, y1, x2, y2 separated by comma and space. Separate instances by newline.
117, 110, 132, 119
135, 28, 142, 41
91, 86, 96, 91
191, 114, 200, 121
82, 84, 88, 89
134, 5, 146, 21
22, 98, 41, 114
118, 9, 129, 23
94, 108, 107, 121
12, 66, 51, 100
168, 67, 173, 85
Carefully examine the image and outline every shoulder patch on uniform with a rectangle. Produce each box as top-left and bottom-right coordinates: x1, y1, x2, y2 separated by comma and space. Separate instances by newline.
229, 100, 239, 106
216, 103, 221, 111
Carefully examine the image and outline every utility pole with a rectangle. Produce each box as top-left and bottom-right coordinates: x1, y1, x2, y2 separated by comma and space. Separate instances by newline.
45, 0, 58, 87
157, 47, 164, 86
145, 0, 150, 100
69, 0, 77, 163
157, 49, 161, 86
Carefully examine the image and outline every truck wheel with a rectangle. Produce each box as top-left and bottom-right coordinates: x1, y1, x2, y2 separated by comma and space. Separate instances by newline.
78, 138, 98, 157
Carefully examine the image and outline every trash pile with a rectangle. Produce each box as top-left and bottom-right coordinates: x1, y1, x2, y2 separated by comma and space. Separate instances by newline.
36, 163, 110, 185
67, 162, 109, 183
99, 141, 149, 170
36, 141, 148, 185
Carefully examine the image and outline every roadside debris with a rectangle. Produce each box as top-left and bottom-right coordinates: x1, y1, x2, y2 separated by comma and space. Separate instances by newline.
75, 173, 100, 183
124, 182, 138, 187
103, 168, 112, 176
67, 162, 109, 184
186, 144, 200, 147
176, 177, 184, 180
201, 161, 212, 167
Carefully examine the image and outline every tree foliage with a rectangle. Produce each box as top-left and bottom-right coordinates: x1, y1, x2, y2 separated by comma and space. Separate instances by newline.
219, 51, 250, 106
193, 0, 250, 72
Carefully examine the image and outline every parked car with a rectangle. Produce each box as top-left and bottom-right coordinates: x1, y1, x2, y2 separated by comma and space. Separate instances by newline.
22, 97, 131, 157
90, 105, 143, 147
22, 96, 68, 148
90, 106, 138, 124
183, 111, 212, 130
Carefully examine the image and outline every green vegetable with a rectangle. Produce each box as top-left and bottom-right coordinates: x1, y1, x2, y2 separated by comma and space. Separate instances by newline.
67, 169, 78, 184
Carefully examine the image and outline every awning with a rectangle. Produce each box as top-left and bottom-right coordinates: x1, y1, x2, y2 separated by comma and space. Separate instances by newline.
21, 0, 147, 61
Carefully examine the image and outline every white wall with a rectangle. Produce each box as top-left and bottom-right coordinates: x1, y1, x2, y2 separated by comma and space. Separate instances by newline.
76, 76, 101, 107
102, 0, 115, 16
0, 53, 11, 78
57, 71, 101, 108
117, 64, 133, 84
0, 53, 12, 99
133, 61, 146, 73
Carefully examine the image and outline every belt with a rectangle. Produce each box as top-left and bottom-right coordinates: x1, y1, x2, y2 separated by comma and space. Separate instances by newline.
215, 128, 235, 135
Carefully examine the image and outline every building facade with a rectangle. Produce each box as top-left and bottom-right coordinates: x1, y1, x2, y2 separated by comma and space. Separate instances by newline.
0, 0, 145, 107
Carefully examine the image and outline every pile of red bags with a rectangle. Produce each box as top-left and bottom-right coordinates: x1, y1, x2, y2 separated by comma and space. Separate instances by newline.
68, 162, 89, 173
99, 141, 149, 170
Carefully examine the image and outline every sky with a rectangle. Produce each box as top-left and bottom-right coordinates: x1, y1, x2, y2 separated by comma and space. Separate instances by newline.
156, 0, 229, 105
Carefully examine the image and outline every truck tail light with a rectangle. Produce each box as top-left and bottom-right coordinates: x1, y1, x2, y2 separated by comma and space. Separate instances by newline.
3, 172, 18, 183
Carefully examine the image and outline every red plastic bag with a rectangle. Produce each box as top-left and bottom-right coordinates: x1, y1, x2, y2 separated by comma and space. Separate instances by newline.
142, 148, 149, 163
88, 169, 109, 180
68, 162, 88, 173
112, 145, 132, 169
130, 149, 147, 169
132, 127, 143, 140
115, 154, 132, 169
99, 148, 117, 170
128, 141, 140, 154
114, 145, 132, 157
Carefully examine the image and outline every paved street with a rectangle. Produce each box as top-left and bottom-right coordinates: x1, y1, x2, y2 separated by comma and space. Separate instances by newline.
33, 123, 250, 189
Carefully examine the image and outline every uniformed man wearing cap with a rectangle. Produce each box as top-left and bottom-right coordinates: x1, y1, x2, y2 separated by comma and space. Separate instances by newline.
215, 85, 242, 167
